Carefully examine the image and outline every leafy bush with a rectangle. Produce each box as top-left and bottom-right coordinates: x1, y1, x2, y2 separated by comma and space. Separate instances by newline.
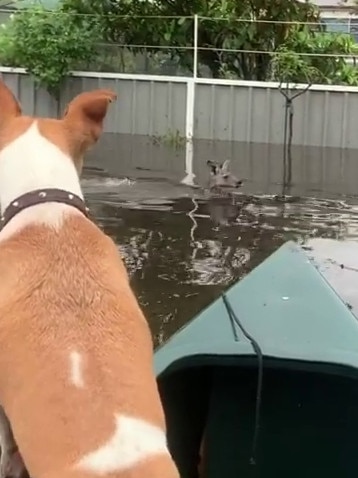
0, 19, 21, 67
61, 0, 321, 81
1, 0, 358, 87
273, 28, 358, 85
0, 5, 102, 97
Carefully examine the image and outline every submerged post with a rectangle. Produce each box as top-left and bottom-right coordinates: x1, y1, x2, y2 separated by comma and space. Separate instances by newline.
181, 14, 198, 186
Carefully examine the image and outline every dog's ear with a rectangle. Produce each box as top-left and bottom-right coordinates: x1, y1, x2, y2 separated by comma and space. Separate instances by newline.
0, 80, 22, 129
63, 89, 117, 153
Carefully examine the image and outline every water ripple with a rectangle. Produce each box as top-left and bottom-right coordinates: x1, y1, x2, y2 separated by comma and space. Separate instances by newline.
81, 168, 358, 344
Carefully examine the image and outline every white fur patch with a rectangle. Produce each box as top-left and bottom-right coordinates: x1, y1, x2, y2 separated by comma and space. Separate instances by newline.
0, 121, 84, 239
69, 350, 84, 388
75, 415, 169, 474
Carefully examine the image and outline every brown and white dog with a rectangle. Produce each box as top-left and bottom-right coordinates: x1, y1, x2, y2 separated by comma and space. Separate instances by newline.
0, 80, 179, 478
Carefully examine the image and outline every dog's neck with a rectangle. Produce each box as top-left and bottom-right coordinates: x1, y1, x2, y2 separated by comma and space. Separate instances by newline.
0, 122, 84, 239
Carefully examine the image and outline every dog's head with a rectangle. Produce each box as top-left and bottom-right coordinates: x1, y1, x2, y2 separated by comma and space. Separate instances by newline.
207, 159, 242, 191
0, 80, 116, 174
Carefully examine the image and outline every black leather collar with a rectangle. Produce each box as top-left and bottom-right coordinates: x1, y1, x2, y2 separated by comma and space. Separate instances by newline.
1, 188, 90, 229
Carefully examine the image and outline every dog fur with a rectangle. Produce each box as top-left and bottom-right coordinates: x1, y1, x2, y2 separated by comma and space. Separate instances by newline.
0, 80, 179, 478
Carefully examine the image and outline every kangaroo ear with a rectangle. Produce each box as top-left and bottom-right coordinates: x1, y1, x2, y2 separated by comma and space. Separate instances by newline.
0, 80, 22, 129
206, 160, 218, 175
63, 89, 117, 153
221, 159, 230, 174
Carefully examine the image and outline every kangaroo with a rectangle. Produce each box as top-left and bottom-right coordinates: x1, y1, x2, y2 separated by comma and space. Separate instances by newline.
207, 159, 242, 192
206, 160, 243, 226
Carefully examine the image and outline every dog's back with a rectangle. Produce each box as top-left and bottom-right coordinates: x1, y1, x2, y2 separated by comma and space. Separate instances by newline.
0, 82, 179, 478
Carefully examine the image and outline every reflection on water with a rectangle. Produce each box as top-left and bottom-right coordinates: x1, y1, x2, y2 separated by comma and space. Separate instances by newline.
81, 155, 358, 346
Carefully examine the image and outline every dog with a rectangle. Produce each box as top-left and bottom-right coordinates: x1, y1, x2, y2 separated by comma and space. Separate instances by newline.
0, 80, 179, 478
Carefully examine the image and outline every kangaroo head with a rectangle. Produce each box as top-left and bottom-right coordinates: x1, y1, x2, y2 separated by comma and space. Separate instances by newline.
207, 160, 242, 191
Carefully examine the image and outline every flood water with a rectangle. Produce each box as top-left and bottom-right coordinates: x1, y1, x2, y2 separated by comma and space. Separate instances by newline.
82, 135, 358, 346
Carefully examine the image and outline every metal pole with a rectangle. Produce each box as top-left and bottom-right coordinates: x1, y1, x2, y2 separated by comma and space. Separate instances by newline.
181, 15, 198, 186
193, 14, 198, 80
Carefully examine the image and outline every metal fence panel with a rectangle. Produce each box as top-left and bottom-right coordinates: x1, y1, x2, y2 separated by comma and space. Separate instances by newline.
2, 71, 358, 148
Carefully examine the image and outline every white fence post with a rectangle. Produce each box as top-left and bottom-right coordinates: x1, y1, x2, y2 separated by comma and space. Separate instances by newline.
193, 13, 198, 81
181, 14, 198, 186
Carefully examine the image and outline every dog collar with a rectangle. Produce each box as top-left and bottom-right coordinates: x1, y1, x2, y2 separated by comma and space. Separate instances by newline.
1, 188, 90, 229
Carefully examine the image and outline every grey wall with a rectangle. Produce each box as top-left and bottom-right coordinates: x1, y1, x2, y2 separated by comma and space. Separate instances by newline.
194, 84, 358, 148
1, 71, 358, 149
0, 72, 187, 137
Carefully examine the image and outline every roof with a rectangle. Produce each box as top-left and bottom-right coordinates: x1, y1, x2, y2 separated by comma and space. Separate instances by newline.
155, 240, 358, 377
298, 0, 355, 8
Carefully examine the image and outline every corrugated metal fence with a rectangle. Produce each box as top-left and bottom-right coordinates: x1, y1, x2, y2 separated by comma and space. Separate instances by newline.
1, 68, 358, 149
